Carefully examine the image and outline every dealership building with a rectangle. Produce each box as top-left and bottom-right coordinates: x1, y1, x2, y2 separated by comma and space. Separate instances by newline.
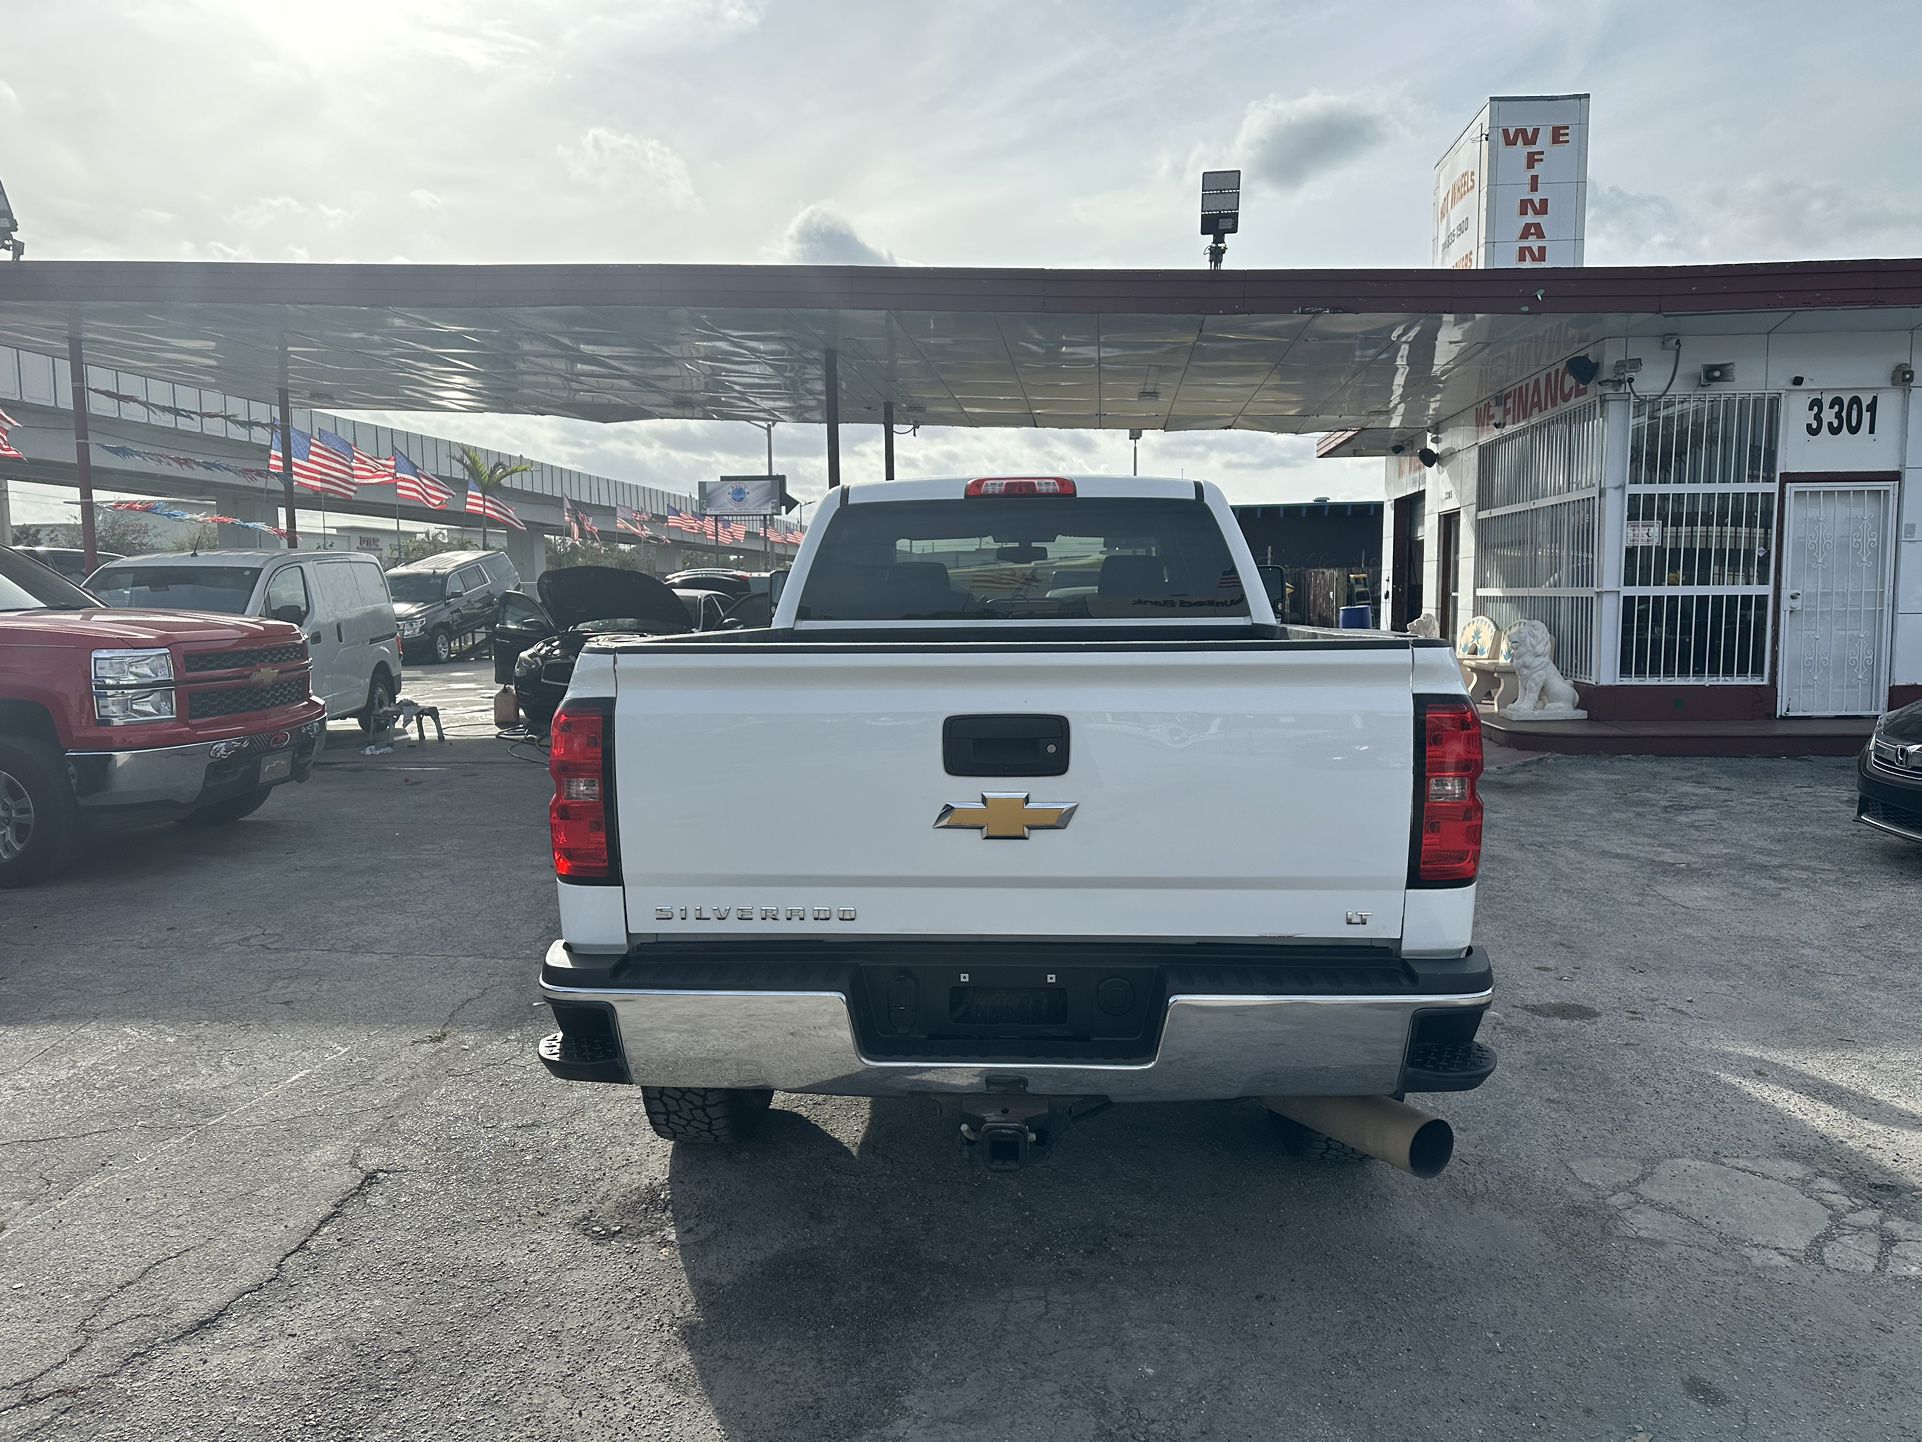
1351, 324, 1919, 724
1329, 95, 1921, 729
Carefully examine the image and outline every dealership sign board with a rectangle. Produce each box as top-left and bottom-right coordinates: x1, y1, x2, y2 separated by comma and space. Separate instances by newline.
1433, 95, 1590, 269
700, 475, 789, 515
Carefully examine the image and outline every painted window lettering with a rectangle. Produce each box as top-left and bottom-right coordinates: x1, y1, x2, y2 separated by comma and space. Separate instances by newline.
1804, 394, 1879, 438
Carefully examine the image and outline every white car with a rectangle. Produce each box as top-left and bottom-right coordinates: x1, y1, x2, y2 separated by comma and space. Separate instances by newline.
87, 550, 402, 729
534, 476, 1494, 1174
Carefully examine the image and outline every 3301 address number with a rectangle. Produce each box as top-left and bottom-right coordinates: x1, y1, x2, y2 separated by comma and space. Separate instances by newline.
1804, 394, 1879, 438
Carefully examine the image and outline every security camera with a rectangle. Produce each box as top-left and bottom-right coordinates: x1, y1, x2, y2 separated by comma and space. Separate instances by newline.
1417, 447, 1439, 469
1390, 443, 1406, 455
1490, 419, 1506, 430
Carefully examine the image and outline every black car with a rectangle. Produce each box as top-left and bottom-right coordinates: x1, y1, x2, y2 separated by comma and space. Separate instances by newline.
495, 567, 696, 733
1858, 698, 1922, 844
387, 549, 521, 664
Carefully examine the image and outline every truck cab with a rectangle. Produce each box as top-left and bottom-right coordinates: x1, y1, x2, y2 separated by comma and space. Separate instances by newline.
0, 546, 326, 886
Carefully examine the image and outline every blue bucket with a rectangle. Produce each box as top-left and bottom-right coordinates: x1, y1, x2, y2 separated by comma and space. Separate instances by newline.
1338, 604, 1373, 629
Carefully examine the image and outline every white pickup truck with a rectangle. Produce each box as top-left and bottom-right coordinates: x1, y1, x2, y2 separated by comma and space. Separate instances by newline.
536, 475, 1494, 1173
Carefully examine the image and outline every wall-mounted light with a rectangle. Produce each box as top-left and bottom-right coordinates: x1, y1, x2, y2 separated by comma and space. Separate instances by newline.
1893, 363, 1916, 386
1417, 447, 1439, 469
1699, 362, 1736, 385
1564, 354, 1600, 386
1390, 442, 1407, 455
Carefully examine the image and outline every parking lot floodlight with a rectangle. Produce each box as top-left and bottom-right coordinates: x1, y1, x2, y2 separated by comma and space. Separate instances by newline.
1200, 169, 1240, 271
0, 178, 22, 261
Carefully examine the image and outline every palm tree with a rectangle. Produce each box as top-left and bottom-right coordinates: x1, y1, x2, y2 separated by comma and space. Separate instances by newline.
452, 444, 533, 548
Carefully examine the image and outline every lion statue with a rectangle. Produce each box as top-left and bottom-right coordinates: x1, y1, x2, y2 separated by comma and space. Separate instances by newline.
1500, 619, 1587, 719
1406, 612, 1440, 639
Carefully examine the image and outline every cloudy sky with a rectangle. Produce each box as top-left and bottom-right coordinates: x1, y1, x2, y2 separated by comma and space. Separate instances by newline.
5, 0, 1920, 509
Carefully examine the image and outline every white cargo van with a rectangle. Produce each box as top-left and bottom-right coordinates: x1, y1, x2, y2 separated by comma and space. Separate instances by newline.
87, 550, 402, 728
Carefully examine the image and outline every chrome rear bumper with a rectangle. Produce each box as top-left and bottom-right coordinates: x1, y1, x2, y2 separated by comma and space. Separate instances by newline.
540, 944, 1493, 1100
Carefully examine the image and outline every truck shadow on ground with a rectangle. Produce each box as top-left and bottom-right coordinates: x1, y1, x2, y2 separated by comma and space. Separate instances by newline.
629, 1071, 1922, 1442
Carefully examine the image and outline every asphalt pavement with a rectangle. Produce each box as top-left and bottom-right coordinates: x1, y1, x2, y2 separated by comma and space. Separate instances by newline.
3, 680, 1920, 1441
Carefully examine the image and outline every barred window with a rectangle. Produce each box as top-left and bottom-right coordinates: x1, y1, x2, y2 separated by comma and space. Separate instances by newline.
1473, 401, 1604, 682
1620, 394, 1780, 682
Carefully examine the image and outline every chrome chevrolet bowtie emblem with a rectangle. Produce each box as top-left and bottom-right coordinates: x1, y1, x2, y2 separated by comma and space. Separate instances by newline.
934, 792, 1077, 840
250, 665, 280, 686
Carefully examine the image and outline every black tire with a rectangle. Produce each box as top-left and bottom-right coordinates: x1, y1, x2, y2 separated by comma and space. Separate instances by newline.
430, 627, 453, 665
641, 1086, 772, 1144
0, 737, 80, 888
1268, 1110, 1371, 1163
178, 786, 273, 827
357, 671, 396, 734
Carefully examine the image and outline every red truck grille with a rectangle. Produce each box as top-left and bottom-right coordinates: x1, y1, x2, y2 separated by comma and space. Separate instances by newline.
182, 642, 306, 673
185, 676, 313, 720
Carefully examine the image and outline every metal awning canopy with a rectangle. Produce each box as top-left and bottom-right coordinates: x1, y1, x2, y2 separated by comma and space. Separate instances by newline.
0, 259, 1917, 453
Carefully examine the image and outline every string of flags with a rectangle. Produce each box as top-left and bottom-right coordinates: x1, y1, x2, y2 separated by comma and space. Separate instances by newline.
101, 498, 287, 538
87, 387, 275, 430
99, 442, 279, 484
7, 405, 801, 552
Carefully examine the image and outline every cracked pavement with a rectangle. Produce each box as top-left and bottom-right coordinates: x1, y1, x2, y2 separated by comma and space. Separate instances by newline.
2, 677, 1920, 1440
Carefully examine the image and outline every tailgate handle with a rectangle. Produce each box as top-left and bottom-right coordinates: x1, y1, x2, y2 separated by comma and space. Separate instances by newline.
943, 714, 1069, 777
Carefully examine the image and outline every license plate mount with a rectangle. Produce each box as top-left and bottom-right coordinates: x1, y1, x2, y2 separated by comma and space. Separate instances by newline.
259, 751, 292, 783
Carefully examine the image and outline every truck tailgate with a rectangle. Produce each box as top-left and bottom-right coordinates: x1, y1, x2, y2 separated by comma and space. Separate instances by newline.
613, 643, 1415, 944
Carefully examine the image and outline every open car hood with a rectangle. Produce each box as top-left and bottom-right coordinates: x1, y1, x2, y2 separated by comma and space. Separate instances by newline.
536, 565, 690, 632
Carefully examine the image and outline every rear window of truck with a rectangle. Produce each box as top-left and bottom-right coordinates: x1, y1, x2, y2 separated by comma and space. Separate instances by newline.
794, 498, 1249, 622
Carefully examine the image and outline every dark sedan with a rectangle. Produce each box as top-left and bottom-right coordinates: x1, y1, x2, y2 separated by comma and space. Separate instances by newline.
1858, 698, 1922, 844
494, 567, 696, 734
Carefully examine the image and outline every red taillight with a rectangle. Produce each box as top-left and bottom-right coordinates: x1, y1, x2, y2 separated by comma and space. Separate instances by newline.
550, 704, 616, 882
964, 476, 1076, 498
1415, 699, 1483, 885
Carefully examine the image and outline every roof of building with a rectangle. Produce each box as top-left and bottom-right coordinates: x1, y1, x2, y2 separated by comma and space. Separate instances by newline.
2, 258, 1916, 453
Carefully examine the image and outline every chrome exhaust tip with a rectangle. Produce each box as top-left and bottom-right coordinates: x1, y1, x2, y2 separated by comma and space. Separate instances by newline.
1261, 1095, 1455, 1178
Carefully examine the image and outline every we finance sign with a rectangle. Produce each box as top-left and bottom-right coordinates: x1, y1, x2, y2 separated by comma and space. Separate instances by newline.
1469, 356, 1592, 443
1432, 95, 1590, 269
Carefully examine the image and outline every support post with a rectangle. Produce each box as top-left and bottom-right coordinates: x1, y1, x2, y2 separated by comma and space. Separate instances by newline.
883, 401, 895, 480
1594, 383, 1633, 687
277, 387, 299, 548
824, 348, 840, 490
68, 325, 97, 571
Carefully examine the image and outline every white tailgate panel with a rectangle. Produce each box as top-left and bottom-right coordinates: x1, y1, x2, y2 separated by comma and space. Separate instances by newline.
616, 647, 1413, 942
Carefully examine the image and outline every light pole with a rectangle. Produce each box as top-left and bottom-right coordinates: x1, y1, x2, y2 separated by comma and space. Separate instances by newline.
1200, 169, 1239, 270
0, 178, 23, 260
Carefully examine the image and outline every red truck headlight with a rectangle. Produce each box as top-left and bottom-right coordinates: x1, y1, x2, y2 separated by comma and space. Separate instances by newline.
1412, 697, 1483, 886
550, 700, 619, 883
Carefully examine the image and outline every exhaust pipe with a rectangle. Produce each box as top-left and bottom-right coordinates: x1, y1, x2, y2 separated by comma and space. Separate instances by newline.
1261, 1095, 1454, 1178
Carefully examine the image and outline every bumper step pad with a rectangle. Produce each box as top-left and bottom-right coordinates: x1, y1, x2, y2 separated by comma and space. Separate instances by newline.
1403, 1039, 1497, 1092
537, 1030, 627, 1084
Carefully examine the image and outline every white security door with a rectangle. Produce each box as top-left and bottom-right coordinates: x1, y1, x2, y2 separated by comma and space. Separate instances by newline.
1778, 485, 1894, 716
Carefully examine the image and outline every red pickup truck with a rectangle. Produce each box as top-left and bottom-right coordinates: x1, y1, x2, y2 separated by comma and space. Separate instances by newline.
0, 546, 326, 886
